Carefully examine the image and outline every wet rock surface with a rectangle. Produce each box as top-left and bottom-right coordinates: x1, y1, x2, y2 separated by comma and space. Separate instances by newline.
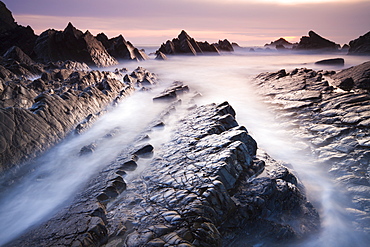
0, 57, 161, 172
9, 98, 319, 246
331, 61, 370, 92
255, 63, 370, 234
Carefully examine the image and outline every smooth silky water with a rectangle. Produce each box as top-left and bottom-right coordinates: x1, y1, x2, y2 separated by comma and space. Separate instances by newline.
0, 50, 369, 246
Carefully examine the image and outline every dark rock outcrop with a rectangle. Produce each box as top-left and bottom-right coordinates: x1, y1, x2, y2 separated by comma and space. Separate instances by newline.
255, 64, 370, 235
0, 1, 38, 56
157, 30, 234, 56
331, 61, 370, 91
155, 51, 168, 60
96, 33, 148, 61
315, 58, 344, 66
0, 1, 17, 32
0, 64, 144, 172
348, 31, 370, 55
33, 22, 118, 67
9, 98, 319, 246
265, 37, 296, 49
295, 30, 340, 51
213, 39, 234, 52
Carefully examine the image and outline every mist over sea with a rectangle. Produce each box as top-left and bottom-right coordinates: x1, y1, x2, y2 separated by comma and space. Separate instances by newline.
1, 49, 369, 246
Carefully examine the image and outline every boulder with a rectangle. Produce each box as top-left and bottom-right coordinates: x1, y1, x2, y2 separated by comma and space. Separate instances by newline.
96, 33, 148, 61
33, 22, 118, 67
315, 58, 344, 66
348, 31, 370, 55
295, 30, 340, 51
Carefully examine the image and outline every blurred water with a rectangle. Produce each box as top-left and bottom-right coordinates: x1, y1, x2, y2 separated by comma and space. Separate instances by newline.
0, 50, 369, 246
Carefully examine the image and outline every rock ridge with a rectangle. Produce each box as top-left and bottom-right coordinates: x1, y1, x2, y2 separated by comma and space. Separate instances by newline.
8, 97, 320, 246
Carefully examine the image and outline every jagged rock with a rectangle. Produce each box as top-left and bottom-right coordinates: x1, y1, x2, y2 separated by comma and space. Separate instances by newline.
0, 67, 138, 172
295, 30, 340, 51
255, 65, 370, 235
129, 67, 158, 87
348, 31, 370, 55
157, 30, 221, 55
213, 39, 234, 52
155, 51, 168, 60
0, 2, 38, 56
0, 83, 37, 108
33, 22, 118, 67
8, 99, 319, 247
3, 46, 35, 65
45, 60, 90, 71
0, 1, 17, 32
332, 61, 370, 91
315, 58, 344, 66
96, 33, 148, 61
264, 37, 296, 49
153, 81, 189, 102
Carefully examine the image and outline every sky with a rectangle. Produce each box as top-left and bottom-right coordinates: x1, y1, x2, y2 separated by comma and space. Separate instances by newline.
2, 0, 370, 46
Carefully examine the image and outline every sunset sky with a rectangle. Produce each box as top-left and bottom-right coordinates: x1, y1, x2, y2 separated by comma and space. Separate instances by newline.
2, 0, 370, 46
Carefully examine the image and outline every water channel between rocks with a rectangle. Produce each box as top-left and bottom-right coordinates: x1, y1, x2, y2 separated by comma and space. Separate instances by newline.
1, 51, 370, 246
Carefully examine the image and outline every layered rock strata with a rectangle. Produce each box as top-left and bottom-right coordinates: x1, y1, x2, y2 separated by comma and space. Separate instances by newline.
348, 31, 370, 55
9, 98, 319, 246
255, 63, 370, 234
0, 56, 158, 172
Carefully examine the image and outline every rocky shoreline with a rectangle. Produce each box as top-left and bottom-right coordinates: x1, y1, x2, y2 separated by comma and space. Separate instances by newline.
254, 62, 370, 235
7, 92, 319, 246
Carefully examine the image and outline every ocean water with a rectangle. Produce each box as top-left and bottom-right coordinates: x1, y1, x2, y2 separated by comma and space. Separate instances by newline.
0, 49, 369, 246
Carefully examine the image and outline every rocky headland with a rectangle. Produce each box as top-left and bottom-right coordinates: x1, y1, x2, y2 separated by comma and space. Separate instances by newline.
255, 62, 370, 235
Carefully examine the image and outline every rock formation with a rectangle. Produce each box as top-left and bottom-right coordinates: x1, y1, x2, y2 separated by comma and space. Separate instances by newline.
255, 64, 370, 235
0, 62, 144, 172
96, 33, 148, 61
294, 30, 340, 51
9, 96, 319, 246
264, 38, 296, 49
315, 58, 344, 66
348, 31, 370, 55
0, 1, 38, 56
33, 22, 118, 68
157, 30, 234, 56
331, 61, 370, 91
213, 39, 234, 52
